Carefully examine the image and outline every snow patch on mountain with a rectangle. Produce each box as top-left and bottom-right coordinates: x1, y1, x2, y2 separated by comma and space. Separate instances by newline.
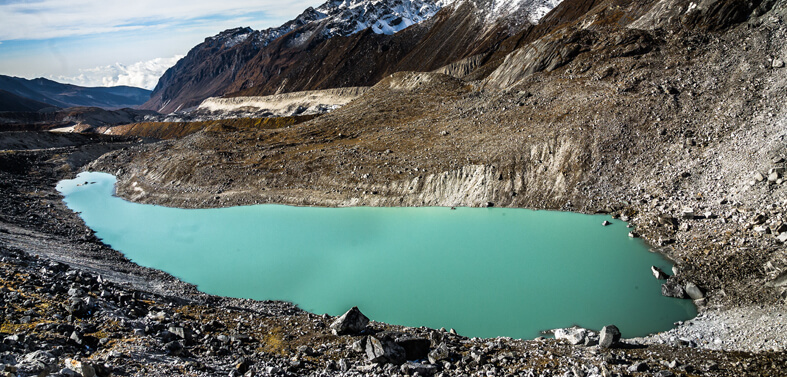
313, 0, 454, 36
473, 0, 564, 24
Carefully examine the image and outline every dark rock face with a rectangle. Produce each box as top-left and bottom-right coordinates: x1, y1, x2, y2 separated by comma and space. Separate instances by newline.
330, 306, 370, 335
598, 325, 621, 349
394, 336, 431, 360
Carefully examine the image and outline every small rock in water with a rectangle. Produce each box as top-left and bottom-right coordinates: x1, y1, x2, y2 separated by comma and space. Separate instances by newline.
330, 306, 369, 335
598, 325, 621, 349
651, 266, 668, 280
628, 231, 640, 238
602, 220, 611, 226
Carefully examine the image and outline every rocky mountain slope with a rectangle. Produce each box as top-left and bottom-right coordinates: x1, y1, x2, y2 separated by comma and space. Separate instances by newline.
96, 0, 787, 331
0, 75, 151, 110
141, 0, 562, 113
0, 90, 58, 112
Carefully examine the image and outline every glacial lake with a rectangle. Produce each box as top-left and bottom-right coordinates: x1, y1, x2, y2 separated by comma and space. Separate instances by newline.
57, 172, 695, 339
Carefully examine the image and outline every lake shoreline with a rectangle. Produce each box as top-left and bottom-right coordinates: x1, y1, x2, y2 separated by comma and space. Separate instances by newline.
1, 132, 785, 376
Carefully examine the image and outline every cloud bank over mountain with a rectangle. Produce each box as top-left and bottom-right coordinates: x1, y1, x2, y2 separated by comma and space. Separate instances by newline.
52, 56, 183, 90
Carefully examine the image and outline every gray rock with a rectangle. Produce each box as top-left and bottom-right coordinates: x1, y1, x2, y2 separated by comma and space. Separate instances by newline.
776, 233, 787, 243
365, 335, 406, 364
17, 351, 55, 375
598, 325, 621, 349
774, 58, 785, 68
602, 220, 611, 226
400, 362, 438, 376
769, 171, 780, 182
628, 231, 640, 238
67, 298, 89, 317
352, 337, 366, 353
662, 278, 687, 298
165, 340, 185, 356
330, 306, 369, 335
681, 208, 695, 219
64, 358, 96, 377
651, 266, 668, 280
554, 327, 587, 345
754, 171, 765, 182
168, 326, 192, 344
428, 343, 450, 364
684, 282, 704, 300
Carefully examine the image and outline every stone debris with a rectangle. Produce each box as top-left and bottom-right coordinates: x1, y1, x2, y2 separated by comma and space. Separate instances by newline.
651, 266, 669, 280
598, 325, 621, 349
685, 282, 705, 300
330, 306, 370, 335
662, 278, 687, 299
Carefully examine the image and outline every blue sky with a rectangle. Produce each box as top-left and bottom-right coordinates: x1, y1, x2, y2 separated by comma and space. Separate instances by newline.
0, 0, 322, 89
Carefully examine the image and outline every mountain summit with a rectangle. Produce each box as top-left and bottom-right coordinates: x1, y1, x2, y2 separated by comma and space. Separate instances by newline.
141, 0, 562, 113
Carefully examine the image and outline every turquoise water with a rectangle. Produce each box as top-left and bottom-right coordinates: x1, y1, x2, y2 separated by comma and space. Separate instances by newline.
57, 172, 695, 339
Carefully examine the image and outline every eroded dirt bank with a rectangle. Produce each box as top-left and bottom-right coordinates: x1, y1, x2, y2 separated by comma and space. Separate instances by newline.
2, 132, 787, 377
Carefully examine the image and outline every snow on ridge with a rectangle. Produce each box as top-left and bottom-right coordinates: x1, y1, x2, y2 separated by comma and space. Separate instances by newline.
475, 0, 563, 24
207, 0, 561, 50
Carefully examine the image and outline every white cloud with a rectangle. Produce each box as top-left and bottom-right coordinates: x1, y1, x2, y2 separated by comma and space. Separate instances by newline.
0, 0, 321, 41
53, 55, 183, 90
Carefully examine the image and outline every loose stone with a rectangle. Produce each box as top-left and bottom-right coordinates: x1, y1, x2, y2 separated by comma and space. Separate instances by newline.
651, 266, 668, 280
330, 306, 369, 335
598, 325, 621, 349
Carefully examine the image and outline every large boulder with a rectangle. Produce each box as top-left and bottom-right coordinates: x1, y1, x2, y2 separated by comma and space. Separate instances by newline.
330, 306, 369, 335
598, 325, 621, 349
365, 335, 406, 364
684, 282, 705, 300
554, 327, 588, 345
661, 278, 687, 298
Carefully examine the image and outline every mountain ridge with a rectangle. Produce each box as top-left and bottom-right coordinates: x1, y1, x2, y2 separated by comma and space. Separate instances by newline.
141, 0, 562, 113
0, 75, 152, 110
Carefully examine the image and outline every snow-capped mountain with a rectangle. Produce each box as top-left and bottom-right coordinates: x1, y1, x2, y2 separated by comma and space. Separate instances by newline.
309, 0, 451, 36
142, 0, 563, 113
